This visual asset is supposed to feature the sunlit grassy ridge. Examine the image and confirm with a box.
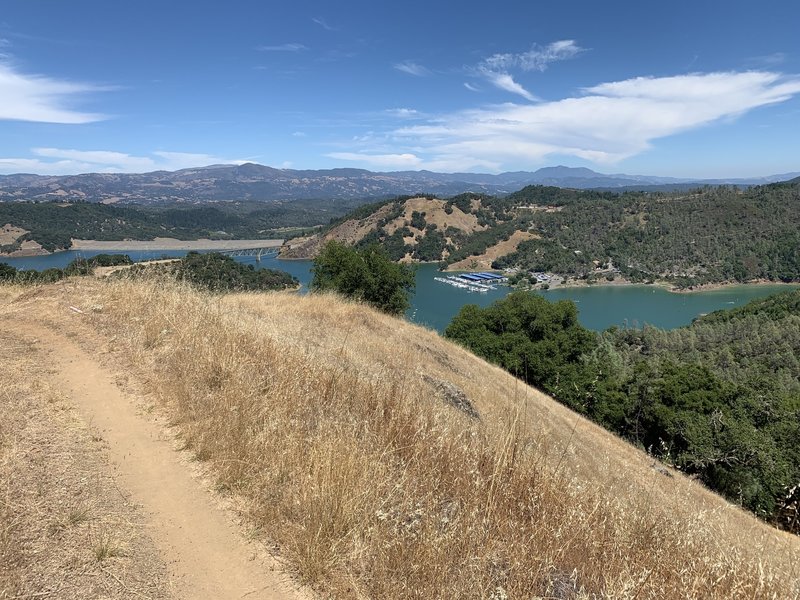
[2,277,799,598]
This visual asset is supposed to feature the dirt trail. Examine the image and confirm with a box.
[15,320,306,600]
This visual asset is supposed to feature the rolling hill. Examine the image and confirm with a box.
[0,276,797,598]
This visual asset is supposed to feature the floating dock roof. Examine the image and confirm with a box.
[459,274,482,281]
[477,272,504,280]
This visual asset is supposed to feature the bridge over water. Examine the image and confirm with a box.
[217,246,281,261]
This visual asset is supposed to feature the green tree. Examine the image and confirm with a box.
[174,252,297,292]
[310,241,415,315]
[0,263,17,281]
[445,291,598,409]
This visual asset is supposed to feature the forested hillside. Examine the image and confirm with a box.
[493,182,800,287]
[0,199,368,253]
[446,290,800,531]
[292,181,800,288]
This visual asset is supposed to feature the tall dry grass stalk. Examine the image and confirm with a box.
[0,425,22,598]
[17,276,800,598]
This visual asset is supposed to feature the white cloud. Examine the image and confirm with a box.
[291,131,307,137]
[327,152,424,169]
[464,82,481,92]
[0,62,108,123]
[312,17,335,31]
[256,43,307,52]
[394,61,431,77]
[342,71,800,171]
[474,40,583,101]
[483,72,538,101]
[386,108,419,118]
[0,158,100,176]
[33,147,156,171]
[152,151,243,170]
[0,148,245,175]
[749,52,787,66]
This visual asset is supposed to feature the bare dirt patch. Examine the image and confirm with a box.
[447,229,539,271]
[71,238,284,251]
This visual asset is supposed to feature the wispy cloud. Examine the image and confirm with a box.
[333,71,800,171]
[256,42,307,52]
[0,148,245,175]
[326,152,423,169]
[474,40,583,101]
[484,72,538,101]
[394,61,431,77]
[316,48,357,63]
[747,52,787,67]
[480,40,584,73]
[312,17,335,31]
[0,62,109,123]
[463,82,481,92]
[385,108,420,118]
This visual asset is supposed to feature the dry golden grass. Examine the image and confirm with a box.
[2,276,799,598]
[447,229,540,271]
[383,197,484,237]
[0,301,170,599]
[0,225,27,246]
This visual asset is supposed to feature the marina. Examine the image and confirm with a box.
[433,271,508,293]
[434,276,489,293]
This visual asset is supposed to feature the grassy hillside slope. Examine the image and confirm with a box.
[1,278,798,598]
[281,193,532,264]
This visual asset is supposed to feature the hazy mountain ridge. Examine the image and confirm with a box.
[1,163,797,204]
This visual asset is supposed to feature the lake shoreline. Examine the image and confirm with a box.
[3,252,796,332]
[69,238,284,251]
[515,275,799,295]
[0,237,285,258]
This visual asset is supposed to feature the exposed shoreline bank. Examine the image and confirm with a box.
[1,237,285,257]
[511,275,799,294]
[70,237,284,251]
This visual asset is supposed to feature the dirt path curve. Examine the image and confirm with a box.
[17,320,307,600]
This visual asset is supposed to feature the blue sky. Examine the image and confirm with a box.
[1,0,799,177]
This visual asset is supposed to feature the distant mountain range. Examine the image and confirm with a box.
[0,163,797,204]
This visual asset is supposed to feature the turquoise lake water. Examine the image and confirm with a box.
[3,251,795,333]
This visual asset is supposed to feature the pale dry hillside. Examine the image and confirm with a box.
[1,277,799,599]
[281,196,486,261]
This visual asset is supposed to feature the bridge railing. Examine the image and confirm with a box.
[216,247,281,261]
